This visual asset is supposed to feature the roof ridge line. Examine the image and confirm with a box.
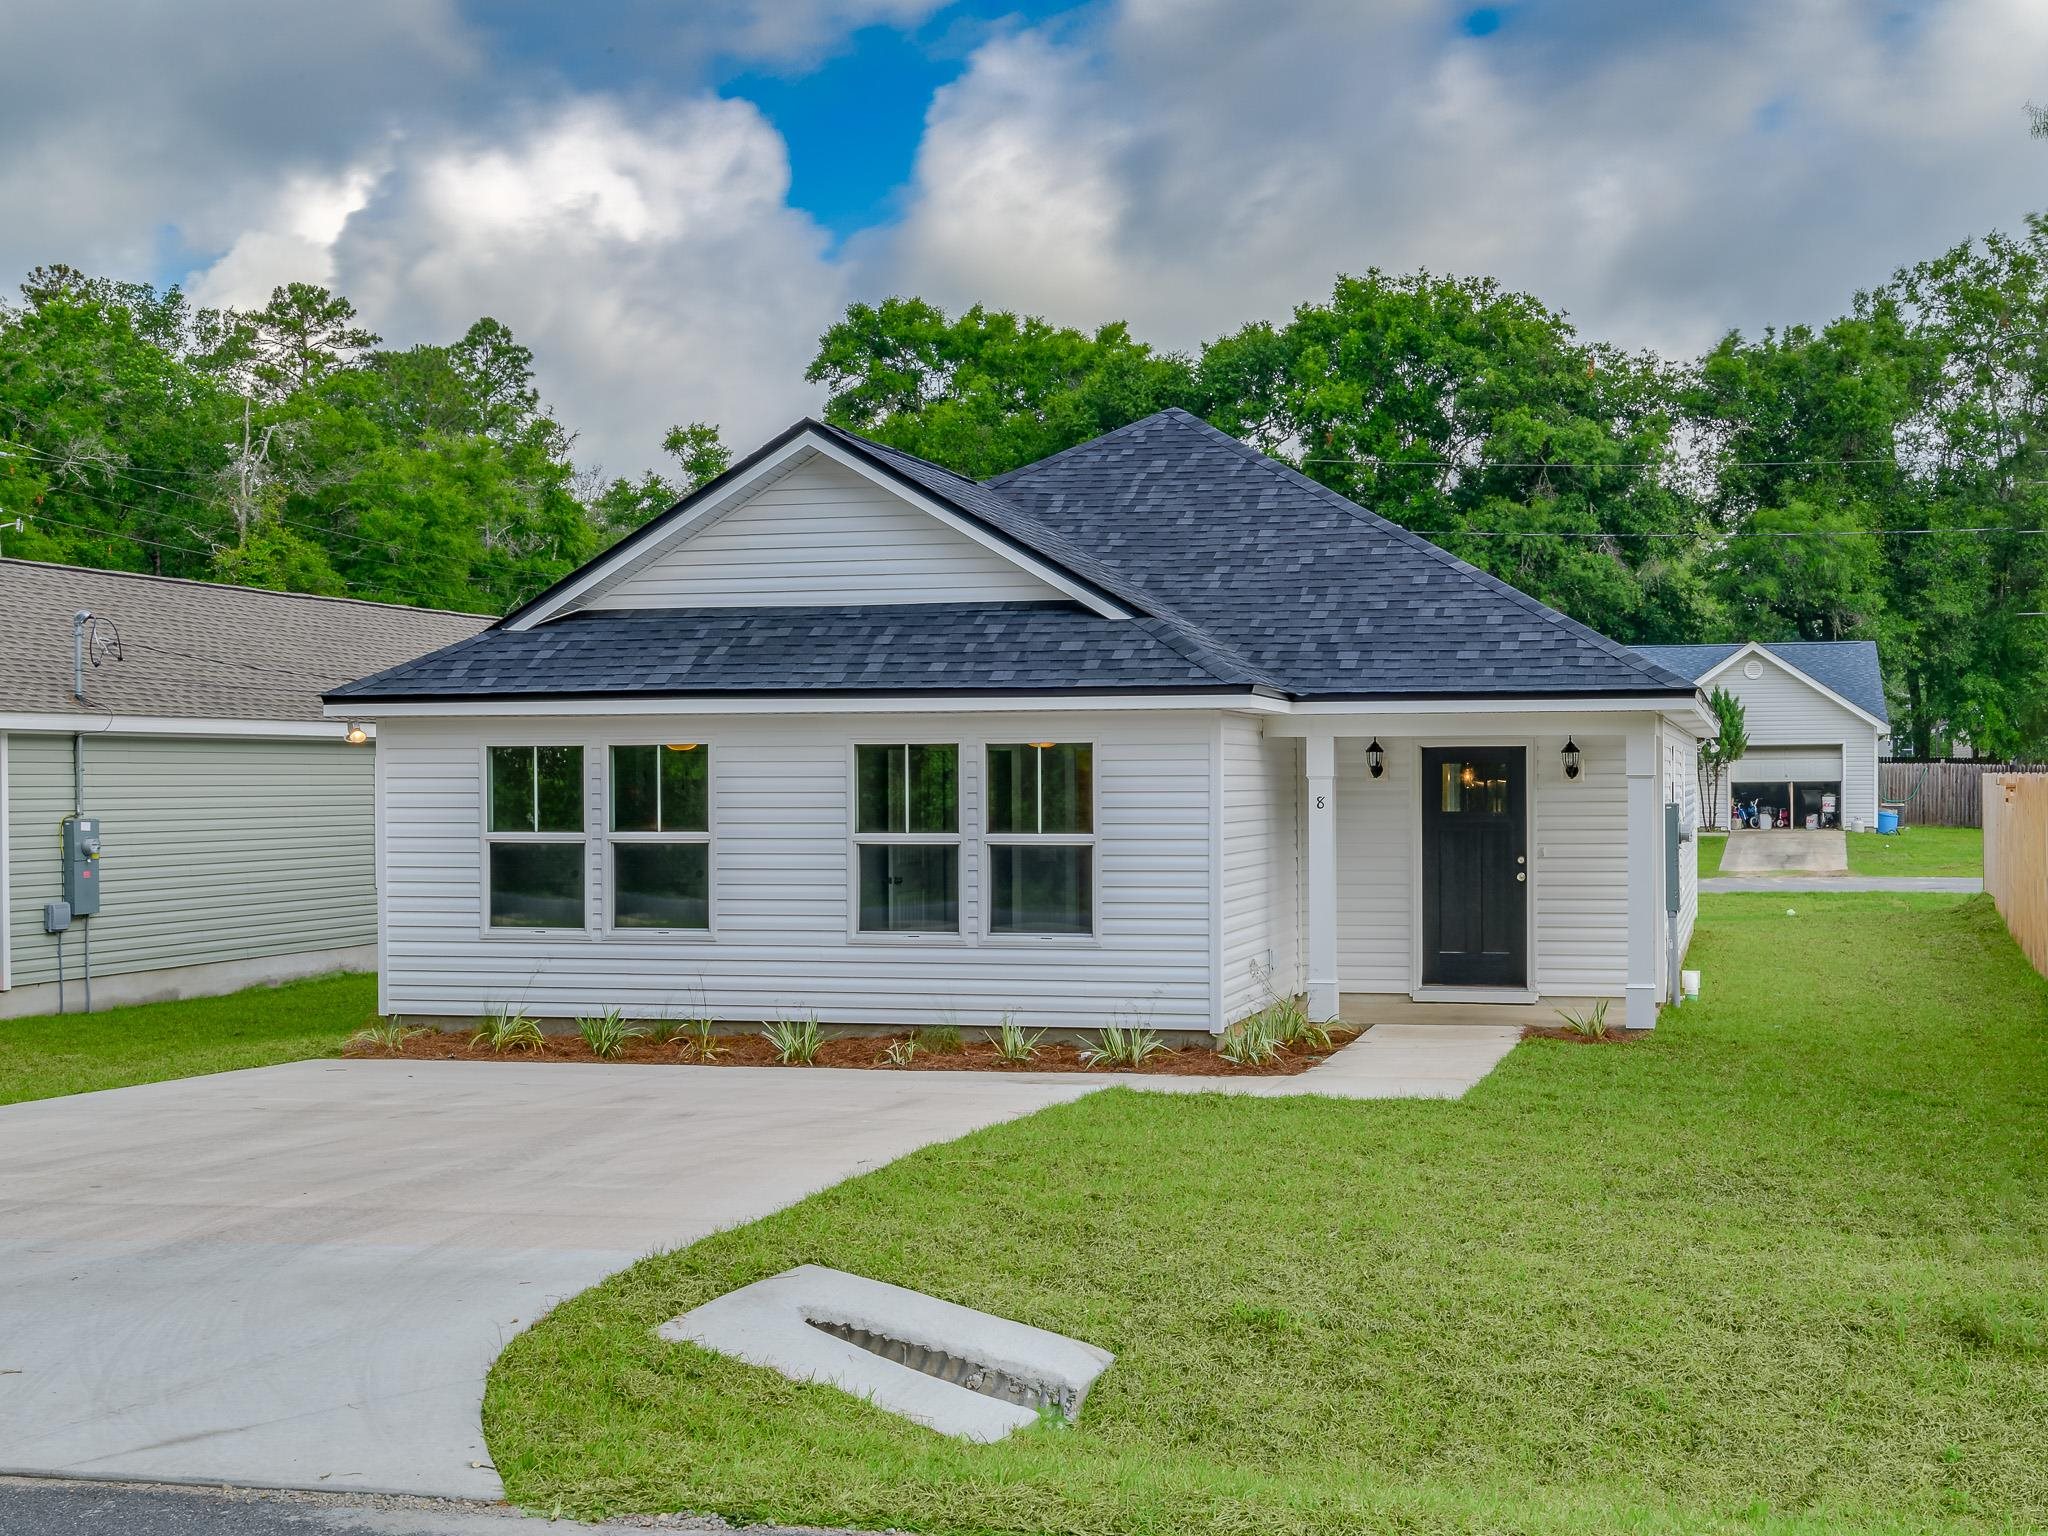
[0,556,491,620]
[1149,412,1695,693]
[984,407,1195,488]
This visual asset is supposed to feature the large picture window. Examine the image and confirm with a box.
[609,743,711,930]
[486,745,585,928]
[986,742,1094,935]
[854,744,959,933]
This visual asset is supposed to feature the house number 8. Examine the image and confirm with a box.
[1315,794,1327,810]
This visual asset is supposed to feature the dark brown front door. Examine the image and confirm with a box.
[1421,747,1527,988]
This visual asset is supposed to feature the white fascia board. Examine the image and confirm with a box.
[1697,642,1888,732]
[509,430,1129,628]
[326,692,1287,719]
[0,712,371,741]
[1269,694,1713,736]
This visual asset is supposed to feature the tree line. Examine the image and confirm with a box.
[6,214,2048,756]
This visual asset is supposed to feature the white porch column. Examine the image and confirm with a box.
[1624,722,1660,1031]
[1304,733,1339,1022]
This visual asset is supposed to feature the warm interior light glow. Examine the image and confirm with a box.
[1460,763,1477,788]
[665,743,699,752]
[1029,741,1056,750]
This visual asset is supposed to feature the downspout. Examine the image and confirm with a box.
[71,610,91,1013]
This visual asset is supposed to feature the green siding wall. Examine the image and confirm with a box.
[5,733,375,988]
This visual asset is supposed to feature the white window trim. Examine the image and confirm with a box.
[847,741,967,943]
[604,741,716,941]
[982,740,1102,945]
[478,743,592,939]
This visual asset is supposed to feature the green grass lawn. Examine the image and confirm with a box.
[0,970,374,1106]
[1697,829,1727,878]
[1848,825,1983,878]
[488,895,2048,1535]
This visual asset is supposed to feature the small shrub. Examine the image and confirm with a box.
[1080,1021,1167,1069]
[682,1017,723,1061]
[910,1024,964,1054]
[881,1036,920,1067]
[349,1018,424,1054]
[473,1003,545,1054]
[1558,999,1611,1039]
[1216,1014,1280,1066]
[993,1014,1045,1063]
[643,1013,687,1048]
[763,1013,824,1065]
[577,1006,647,1059]
[1261,994,1330,1052]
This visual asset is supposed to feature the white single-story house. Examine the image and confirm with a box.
[328,409,1710,1034]
[1632,641,1888,831]
[0,560,488,1017]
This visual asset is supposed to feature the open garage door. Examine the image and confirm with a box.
[1730,745,1843,829]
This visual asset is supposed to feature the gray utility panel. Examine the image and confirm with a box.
[62,816,102,916]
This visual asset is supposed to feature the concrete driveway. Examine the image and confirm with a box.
[0,1061,1100,1500]
[1719,828,1848,874]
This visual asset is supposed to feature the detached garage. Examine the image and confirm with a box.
[1631,641,1888,831]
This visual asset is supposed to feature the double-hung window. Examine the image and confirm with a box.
[853,744,959,934]
[986,742,1094,935]
[486,745,585,928]
[609,744,711,930]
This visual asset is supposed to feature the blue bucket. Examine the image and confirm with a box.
[1876,809,1900,835]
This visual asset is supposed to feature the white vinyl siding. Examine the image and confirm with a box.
[1334,734,1413,994]
[4,733,375,988]
[578,454,1063,611]
[1218,716,1299,1024]
[1704,652,1882,827]
[1663,720,1699,979]
[377,711,1216,1030]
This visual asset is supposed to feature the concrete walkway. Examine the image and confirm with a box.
[0,1028,1520,1502]
[1702,875,1982,893]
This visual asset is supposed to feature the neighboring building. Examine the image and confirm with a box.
[1632,641,1888,831]
[329,409,1709,1034]
[0,560,489,1017]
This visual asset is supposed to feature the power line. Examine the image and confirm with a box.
[1295,455,1906,469]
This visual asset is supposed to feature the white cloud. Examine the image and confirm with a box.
[874,0,2048,358]
[193,95,842,473]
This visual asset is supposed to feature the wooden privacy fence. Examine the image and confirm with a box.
[1985,773,2048,977]
[1878,760,2048,827]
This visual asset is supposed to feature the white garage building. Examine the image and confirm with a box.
[1631,641,1888,831]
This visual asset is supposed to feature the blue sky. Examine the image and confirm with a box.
[3,0,2041,473]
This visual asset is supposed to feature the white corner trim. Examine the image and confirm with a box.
[656,1265,1114,1442]
[1696,643,1887,732]
[510,429,1131,627]
[0,713,371,741]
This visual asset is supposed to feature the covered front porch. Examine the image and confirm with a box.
[1265,700,1708,1034]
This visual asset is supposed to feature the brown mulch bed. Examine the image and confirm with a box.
[1519,1024,1651,1045]
[348,1026,1360,1076]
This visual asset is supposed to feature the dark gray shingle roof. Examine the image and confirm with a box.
[335,410,1702,706]
[1,559,490,722]
[1632,641,1888,723]
[326,603,1278,701]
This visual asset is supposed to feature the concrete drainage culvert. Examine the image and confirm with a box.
[656,1264,1112,1441]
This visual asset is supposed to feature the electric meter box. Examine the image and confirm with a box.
[62,816,102,916]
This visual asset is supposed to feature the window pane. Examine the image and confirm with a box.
[1440,761,1463,814]
[907,744,957,833]
[858,843,958,932]
[614,842,709,929]
[856,744,904,834]
[611,745,658,832]
[990,844,1093,935]
[488,747,534,833]
[489,842,584,928]
[985,744,1035,834]
[660,745,709,832]
[535,746,583,832]
[1040,743,1092,833]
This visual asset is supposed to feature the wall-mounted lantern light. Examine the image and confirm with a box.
[1561,737,1582,781]
[1365,738,1385,779]
[344,721,368,746]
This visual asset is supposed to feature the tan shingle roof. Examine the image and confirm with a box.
[0,559,492,722]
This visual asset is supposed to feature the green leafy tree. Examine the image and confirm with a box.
[244,282,379,400]
[807,298,1199,477]
[588,420,731,538]
[1696,687,1749,829]
[1200,270,1717,642]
